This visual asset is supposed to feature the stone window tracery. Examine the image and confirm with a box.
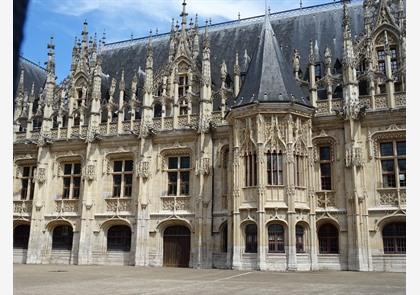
[61,163,81,199]
[245,223,257,253]
[379,140,405,188]
[268,224,285,253]
[112,160,133,197]
[167,156,190,196]
[20,165,36,200]
[382,222,405,254]
[266,150,283,186]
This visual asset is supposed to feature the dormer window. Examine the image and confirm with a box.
[178,75,188,97]
[179,99,188,115]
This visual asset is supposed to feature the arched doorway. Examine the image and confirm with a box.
[163,225,190,267]
[14,224,30,249]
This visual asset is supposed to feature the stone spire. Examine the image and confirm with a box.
[342,0,357,88]
[144,30,154,108]
[233,4,307,107]
[42,36,56,132]
[234,51,241,96]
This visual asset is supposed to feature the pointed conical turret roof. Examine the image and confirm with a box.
[233,7,309,108]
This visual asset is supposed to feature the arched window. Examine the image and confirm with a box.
[52,225,73,250]
[123,106,131,121]
[268,224,285,253]
[383,222,405,254]
[245,224,257,253]
[107,225,131,252]
[266,150,283,185]
[101,108,108,123]
[296,225,305,253]
[154,103,162,118]
[179,99,188,115]
[244,152,257,187]
[32,117,42,131]
[14,224,30,249]
[73,115,80,127]
[318,223,338,254]
[221,223,228,253]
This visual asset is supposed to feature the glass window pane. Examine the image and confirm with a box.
[114,161,123,172]
[124,174,132,185]
[64,164,72,175]
[380,143,394,156]
[124,160,133,172]
[73,177,80,187]
[113,175,121,185]
[381,160,394,172]
[168,157,178,169]
[23,167,30,177]
[73,163,81,174]
[180,157,190,169]
[398,159,406,172]
[320,163,331,176]
[397,142,406,156]
[320,146,331,161]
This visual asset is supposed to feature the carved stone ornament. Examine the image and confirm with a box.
[198,115,212,134]
[84,162,96,181]
[195,157,210,176]
[368,125,405,159]
[139,160,151,179]
[345,144,364,167]
[35,167,46,184]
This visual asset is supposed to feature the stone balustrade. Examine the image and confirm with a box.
[55,199,79,213]
[316,191,336,208]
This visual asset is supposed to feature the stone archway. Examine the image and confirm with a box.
[163,225,191,267]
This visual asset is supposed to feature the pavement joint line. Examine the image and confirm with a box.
[213,271,254,281]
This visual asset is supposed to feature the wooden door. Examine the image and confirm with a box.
[163,226,190,267]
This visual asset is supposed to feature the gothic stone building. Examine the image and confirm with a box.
[13,0,406,272]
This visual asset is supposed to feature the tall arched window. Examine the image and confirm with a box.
[296,225,305,253]
[52,225,73,250]
[318,223,338,254]
[14,224,30,249]
[383,222,405,254]
[221,223,228,253]
[107,225,131,252]
[266,150,283,185]
[245,224,257,253]
[154,103,162,118]
[268,224,285,253]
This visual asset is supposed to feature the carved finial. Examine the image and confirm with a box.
[195,13,198,28]
[293,49,300,75]
[238,12,241,20]
[204,19,210,48]
[220,60,227,81]
[47,36,55,74]
[102,29,106,45]
[309,40,314,65]
[180,0,188,25]
[324,46,332,71]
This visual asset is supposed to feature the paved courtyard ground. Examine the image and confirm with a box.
[14,264,405,295]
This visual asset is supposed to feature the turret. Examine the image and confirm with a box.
[233,52,240,97]
[42,36,56,133]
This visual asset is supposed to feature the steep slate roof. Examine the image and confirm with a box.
[99,1,364,106]
[233,9,308,108]
[17,56,48,94]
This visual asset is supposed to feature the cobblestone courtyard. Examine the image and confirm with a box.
[14,264,405,295]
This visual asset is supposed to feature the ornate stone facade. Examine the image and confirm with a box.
[13,1,405,272]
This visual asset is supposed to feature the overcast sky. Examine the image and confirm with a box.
[21,0,342,82]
